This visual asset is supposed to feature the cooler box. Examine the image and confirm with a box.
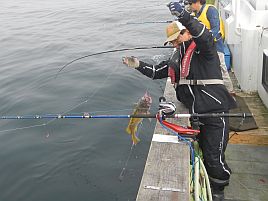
[224,43,231,71]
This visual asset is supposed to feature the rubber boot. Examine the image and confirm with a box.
[212,187,225,201]
[212,192,224,201]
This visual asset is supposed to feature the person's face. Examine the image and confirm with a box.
[169,38,180,48]
[169,30,191,48]
[190,2,199,12]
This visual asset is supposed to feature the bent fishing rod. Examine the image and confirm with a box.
[124,20,173,25]
[56,45,173,78]
[0,112,253,120]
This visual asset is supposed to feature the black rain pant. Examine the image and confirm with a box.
[197,115,231,192]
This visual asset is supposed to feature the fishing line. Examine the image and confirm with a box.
[123,20,172,25]
[54,46,172,127]
[118,87,157,181]
[0,64,121,133]
[46,60,125,129]
[0,69,160,133]
[118,143,135,182]
[0,75,149,133]
[55,46,173,78]
[118,122,144,182]
[1,46,170,133]
[0,123,46,134]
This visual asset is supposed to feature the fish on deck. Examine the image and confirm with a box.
[126,91,152,144]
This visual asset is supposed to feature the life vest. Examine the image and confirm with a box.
[168,41,224,86]
[197,4,225,40]
[168,41,196,84]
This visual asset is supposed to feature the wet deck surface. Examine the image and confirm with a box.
[225,72,268,200]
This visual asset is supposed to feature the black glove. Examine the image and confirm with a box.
[168,1,185,19]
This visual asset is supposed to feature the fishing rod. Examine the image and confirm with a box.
[56,46,173,78]
[124,20,173,25]
[0,112,253,120]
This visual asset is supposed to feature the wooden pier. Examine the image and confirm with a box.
[136,78,191,201]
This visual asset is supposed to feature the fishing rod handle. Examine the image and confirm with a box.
[172,113,253,118]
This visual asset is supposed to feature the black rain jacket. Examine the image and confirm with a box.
[136,11,237,113]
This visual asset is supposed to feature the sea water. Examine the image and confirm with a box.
[0,1,172,200]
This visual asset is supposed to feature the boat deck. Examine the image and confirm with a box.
[225,72,268,200]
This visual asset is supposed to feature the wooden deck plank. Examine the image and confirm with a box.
[229,72,268,145]
[229,132,268,146]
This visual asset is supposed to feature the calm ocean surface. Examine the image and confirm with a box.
[0,1,172,200]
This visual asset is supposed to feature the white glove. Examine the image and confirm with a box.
[122,56,140,68]
[159,101,176,115]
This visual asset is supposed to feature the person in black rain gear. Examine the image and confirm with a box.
[122,2,236,200]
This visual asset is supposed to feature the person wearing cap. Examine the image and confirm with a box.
[188,0,234,93]
[123,1,236,200]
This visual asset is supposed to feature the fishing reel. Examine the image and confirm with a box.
[158,97,176,117]
[190,115,201,131]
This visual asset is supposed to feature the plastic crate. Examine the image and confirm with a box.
[224,43,231,71]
